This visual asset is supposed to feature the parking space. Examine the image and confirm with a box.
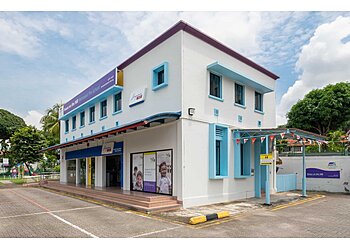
[0,187,349,238]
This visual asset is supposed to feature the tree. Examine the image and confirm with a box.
[40,103,62,144]
[0,109,26,140]
[287,82,350,135]
[9,126,47,176]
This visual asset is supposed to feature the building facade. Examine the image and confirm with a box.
[55,21,279,208]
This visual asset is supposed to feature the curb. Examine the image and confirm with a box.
[189,211,230,225]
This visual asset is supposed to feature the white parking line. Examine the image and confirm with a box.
[0,205,101,220]
[9,189,99,238]
[131,225,183,238]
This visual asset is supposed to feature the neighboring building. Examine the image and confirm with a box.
[51,21,279,208]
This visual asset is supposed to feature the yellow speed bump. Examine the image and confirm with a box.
[189,211,230,225]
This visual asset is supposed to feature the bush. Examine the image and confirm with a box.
[53,165,60,173]
[11,179,26,185]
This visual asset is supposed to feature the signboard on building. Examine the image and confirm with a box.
[129,87,146,107]
[306,168,340,179]
[260,153,273,165]
[101,142,114,155]
[63,69,116,115]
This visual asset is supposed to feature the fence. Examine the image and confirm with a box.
[276,174,297,192]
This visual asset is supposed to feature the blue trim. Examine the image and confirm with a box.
[209,123,229,179]
[100,99,107,119]
[71,128,76,132]
[89,105,95,124]
[112,110,122,116]
[214,108,219,117]
[255,91,264,113]
[254,139,262,198]
[254,110,264,115]
[207,62,273,94]
[65,131,69,135]
[113,92,122,113]
[99,116,108,121]
[234,103,246,109]
[152,62,169,91]
[80,111,85,127]
[208,95,224,102]
[88,121,95,125]
[233,131,252,179]
[60,85,123,121]
[238,115,243,123]
[79,125,85,129]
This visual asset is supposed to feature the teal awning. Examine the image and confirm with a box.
[207,62,273,94]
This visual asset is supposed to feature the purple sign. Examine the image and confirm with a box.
[143,181,156,192]
[306,168,340,179]
[63,69,116,115]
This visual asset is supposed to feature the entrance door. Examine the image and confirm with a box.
[67,160,76,184]
[79,158,86,186]
[106,155,121,187]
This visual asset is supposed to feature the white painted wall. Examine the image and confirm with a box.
[279,156,350,193]
[181,32,276,129]
[60,32,182,144]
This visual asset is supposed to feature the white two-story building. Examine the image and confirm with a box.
[51,20,279,208]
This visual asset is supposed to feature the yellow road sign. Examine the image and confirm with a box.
[260,153,273,165]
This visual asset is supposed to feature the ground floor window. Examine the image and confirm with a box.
[130,149,173,195]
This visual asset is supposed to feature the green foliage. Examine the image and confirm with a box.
[0,109,26,140]
[40,103,62,145]
[10,179,26,185]
[287,82,350,135]
[53,165,60,172]
[9,126,47,175]
[327,130,347,152]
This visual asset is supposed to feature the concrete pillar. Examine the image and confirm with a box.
[95,156,106,189]
[60,159,67,184]
[86,158,89,187]
[75,159,80,186]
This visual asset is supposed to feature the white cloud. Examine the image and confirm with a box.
[23,110,43,129]
[277,16,350,125]
[0,13,71,58]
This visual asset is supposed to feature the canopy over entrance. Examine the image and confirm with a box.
[233,127,326,205]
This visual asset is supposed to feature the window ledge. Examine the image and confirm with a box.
[64,131,69,134]
[209,175,229,180]
[71,128,76,132]
[79,125,85,129]
[208,95,224,102]
[254,109,264,115]
[152,82,168,91]
[99,116,108,121]
[234,175,252,179]
[234,103,246,109]
[89,121,95,125]
[112,110,122,116]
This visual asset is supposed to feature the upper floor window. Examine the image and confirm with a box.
[100,100,107,119]
[80,111,85,127]
[209,72,222,100]
[65,120,69,133]
[72,116,76,130]
[255,92,263,112]
[114,92,122,113]
[89,106,95,123]
[235,83,245,106]
[152,62,168,91]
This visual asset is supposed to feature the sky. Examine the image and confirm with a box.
[1,9,350,128]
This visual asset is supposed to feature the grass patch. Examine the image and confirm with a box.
[10,179,27,185]
[0,182,3,186]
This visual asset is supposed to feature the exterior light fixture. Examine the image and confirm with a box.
[188,108,195,116]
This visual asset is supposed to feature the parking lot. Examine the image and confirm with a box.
[0,187,349,238]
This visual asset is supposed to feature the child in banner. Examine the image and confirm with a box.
[134,171,143,191]
[157,162,171,194]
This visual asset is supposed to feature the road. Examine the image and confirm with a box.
[0,187,349,238]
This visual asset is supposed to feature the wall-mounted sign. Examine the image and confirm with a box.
[130,149,173,195]
[129,87,146,107]
[3,158,9,167]
[260,153,273,165]
[306,168,340,179]
[63,69,116,115]
[101,142,114,155]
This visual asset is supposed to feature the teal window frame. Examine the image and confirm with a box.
[209,72,223,101]
[255,91,263,112]
[152,62,168,91]
[209,124,229,179]
[80,111,85,127]
[235,82,245,106]
[89,106,95,124]
[100,99,107,119]
[233,131,252,178]
[65,120,69,133]
[113,92,122,114]
[72,116,76,131]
